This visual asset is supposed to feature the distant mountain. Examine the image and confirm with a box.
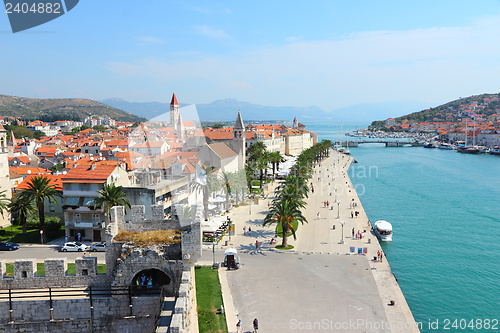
[101,98,327,122]
[0,95,146,123]
[100,98,189,120]
[101,97,429,123]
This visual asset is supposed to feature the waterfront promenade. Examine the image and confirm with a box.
[197,150,420,333]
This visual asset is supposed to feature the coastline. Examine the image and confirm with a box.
[197,149,421,333]
[286,149,421,332]
[342,153,421,333]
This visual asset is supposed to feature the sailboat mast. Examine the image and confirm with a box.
[465,119,468,146]
[473,117,476,147]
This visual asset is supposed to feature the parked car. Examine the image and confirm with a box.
[0,241,19,251]
[61,242,87,252]
[90,243,105,252]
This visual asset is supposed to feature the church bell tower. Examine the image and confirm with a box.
[233,111,246,170]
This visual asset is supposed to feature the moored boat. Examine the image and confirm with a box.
[458,146,480,154]
[374,220,392,241]
[423,142,437,148]
[490,146,500,155]
[438,143,455,150]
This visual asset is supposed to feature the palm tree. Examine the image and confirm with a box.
[275,173,309,202]
[0,190,9,217]
[9,196,36,235]
[269,151,284,179]
[245,160,257,197]
[17,176,62,243]
[263,198,307,247]
[247,141,266,160]
[190,165,220,221]
[256,155,269,190]
[219,171,233,212]
[234,168,248,203]
[94,183,131,218]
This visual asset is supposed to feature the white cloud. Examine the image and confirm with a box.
[108,14,500,110]
[194,25,230,39]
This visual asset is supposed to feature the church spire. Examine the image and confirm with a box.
[234,110,244,129]
[170,92,179,107]
[8,130,16,146]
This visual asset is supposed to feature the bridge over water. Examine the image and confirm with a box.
[335,140,423,147]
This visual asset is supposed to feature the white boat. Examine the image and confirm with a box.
[374,220,393,241]
[438,143,455,150]
[490,146,500,155]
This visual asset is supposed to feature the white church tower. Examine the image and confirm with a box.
[233,111,246,170]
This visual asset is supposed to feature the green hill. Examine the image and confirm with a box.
[371,92,500,127]
[395,93,500,123]
[0,95,146,123]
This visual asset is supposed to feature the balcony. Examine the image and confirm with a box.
[67,221,101,229]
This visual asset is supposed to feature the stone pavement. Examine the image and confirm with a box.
[197,150,420,333]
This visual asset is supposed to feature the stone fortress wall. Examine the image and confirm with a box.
[0,204,202,333]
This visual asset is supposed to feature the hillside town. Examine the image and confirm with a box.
[0,93,318,240]
[371,97,500,147]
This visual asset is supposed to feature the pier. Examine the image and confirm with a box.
[336,140,424,147]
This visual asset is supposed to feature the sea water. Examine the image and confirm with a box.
[307,123,500,332]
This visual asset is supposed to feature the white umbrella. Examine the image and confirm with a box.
[210,195,226,203]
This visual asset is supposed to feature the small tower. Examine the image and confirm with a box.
[176,111,184,142]
[8,130,16,147]
[170,93,180,131]
[233,111,246,170]
[292,116,298,130]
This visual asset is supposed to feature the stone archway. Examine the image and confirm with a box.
[132,268,172,288]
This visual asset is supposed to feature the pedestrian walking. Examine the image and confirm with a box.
[317,212,320,219]
[255,240,259,251]
[327,200,329,207]
[243,226,247,236]
[380,251,384,262]
[65,236,68,243]
[377,250,381,261]
[236,319,243,333]
[352,228,355,238]
[248,227,252,235]
[253,318,259,332]
[351,211,354,218]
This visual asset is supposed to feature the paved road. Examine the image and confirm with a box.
[0,244,106,263]
[226,250,390,333]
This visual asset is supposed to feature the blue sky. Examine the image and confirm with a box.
[2,0,500,112]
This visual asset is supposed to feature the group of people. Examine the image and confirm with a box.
[270,233,278,245]
[377,250,384,262]
[242,226,252,236]
[351,210,360,218]
[136,274,153,287]
[323,200,330,208]
[236,318,258,333]
[352,228,364,240]
[349,199,358,209]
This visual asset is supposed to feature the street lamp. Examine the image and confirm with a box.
[339,220,346,244]
[212,241,217,269]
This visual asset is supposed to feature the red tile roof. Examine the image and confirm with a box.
[62,164,117,183]
[17,174,63,191]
